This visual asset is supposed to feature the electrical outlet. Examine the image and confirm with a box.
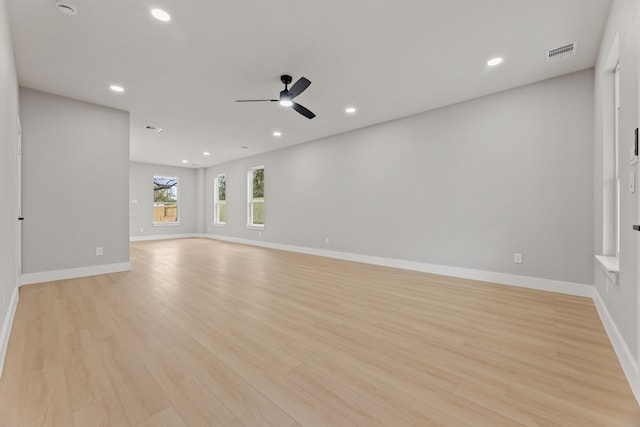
[325,237,330,244]
[258,231,262,237]
[513,253,523,264]
[96,247,103,256]
[140,227,144,233]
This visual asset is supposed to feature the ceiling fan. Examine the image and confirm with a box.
[236,75,316,119]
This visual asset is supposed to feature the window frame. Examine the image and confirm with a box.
[214,173,227,226]
[153,175,180,226]
[247,166,264,229]
[613,62,621,257]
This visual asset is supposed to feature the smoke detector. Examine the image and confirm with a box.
[545,42,576,61]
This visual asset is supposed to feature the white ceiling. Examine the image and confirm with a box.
[8,0,612,168]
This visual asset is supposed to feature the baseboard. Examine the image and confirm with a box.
[0,285,19,379]
[130,233,201,242]
[204,234,593,298]
[20,262,132,286]
[593,289,640,404]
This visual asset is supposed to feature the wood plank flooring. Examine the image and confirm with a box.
[0,238,638,426]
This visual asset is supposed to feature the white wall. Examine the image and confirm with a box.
[20,88,130,275]
[594,0,640,374]
[206,69,594,286]
[129,162,199,239]
[0,0,19,376]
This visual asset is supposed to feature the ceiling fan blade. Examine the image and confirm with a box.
[291,102,316,119]
[235,99,278,102]
[288,77,311,99]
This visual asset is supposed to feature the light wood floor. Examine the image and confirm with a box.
[0,238,639,426]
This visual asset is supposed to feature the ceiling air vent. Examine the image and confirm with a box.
[546,42,576,61]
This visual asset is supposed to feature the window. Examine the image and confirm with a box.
[214,173,226,225]
[153,176,179,224]
[601,36,620,260]
[596,37,620,283]
[247,166,264,228]
[613,63,620,256]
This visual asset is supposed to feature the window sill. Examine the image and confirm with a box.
[153,222,181,227]
[595,255,619,285]
[213,223,226,227]
[247,225,264,230]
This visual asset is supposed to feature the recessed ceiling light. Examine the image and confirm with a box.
[345,107,356,114]
[181,160,188,163]
[144,125,163,132]
[203,152,210,156]
[109,85,124,93]
[487,57,503,67]
[55,1,77,15]
[151,8,171,22]
[273,131,282,137]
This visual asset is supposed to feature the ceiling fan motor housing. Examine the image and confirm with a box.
[280,74,293,85]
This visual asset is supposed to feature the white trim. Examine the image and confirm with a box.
[204,234,593,297]
[593,288,640,404]
[595,255,620,273]
[20,262,131,286]
[595,255,620,285]
[130,233,201,242]
[0,286,19,379]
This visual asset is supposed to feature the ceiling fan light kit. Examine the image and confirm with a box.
[236,74,316,119]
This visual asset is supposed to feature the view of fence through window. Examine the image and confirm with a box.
[153,176,178,223]
[250,167,264,226]
[215,174,226,224]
